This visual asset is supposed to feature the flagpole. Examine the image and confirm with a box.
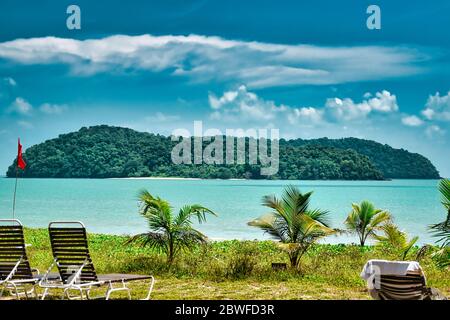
[13,138,26,220]
[12,166,18,220]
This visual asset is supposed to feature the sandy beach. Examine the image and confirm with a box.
[109,177,247,181]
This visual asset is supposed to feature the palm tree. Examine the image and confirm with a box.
[375,223,418,260]
[126,190,217,264]
[429,179,450,267]
[430,179,450,247]
[344,200,391,246]
[248,185,335,269]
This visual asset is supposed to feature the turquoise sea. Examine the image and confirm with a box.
[0,178,444,245]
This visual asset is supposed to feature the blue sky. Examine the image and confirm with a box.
[0,0,449,176]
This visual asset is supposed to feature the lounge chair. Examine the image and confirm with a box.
[360,259,447,300]
[0,219,41,299]
[39,221,155,300]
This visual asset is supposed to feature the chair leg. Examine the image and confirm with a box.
[85,287,92,300]
[31,286,39,300]
[64,287,84,300]
[23,286,29,300]
[41,288,49,300]
[11,283,20,300]
[105,281,131,300]
[143,276,155,300]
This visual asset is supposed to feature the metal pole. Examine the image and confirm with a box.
[12,167,18,219]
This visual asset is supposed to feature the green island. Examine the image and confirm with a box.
[7,125,440,180]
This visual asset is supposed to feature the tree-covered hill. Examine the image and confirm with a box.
[6,125,440,180]
[282,137,441,179]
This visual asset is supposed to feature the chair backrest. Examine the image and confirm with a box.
[0,219,33,281]
[377,273,428,300]
[48,221,98,284]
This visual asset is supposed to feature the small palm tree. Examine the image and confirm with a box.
[429,179,450,267]
[430,179,450,247]
[248,185,335,269]
[126,190,217,264]
[375,223,418,260]
[344,200,391,246]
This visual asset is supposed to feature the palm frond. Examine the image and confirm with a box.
[305,209,331,227]
[431,247,450,268]
[176,205,217,226]
[344,209,359,230]
[376,223,419,260]
[402,236,419,260]
[368,210,391,229]
[262,194,291,225]
[429,179,450,247]
[438,179,450,210]
[125,232,168,254]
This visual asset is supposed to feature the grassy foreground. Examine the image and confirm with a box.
[22,228,450,300]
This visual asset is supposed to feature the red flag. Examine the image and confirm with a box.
[17,138,26,170]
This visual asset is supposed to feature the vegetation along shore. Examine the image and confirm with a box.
[20,229,449,299]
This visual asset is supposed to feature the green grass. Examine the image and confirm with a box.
[19,228,450,300]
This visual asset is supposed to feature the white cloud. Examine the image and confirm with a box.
[208,89,240,110]
[401,115,424,127]
[325,90,398,121]
[208,87,402,127]
[422,91,450,121]
[39,103,68,114]
[9,97,32,115]
[0,34,427,88]
[209,85,286,121]
[208,85,325,126]
[288,107,324,125]
[425,124,445,138]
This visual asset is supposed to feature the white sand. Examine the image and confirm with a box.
[109,177,247,181]
[109,177,202,180]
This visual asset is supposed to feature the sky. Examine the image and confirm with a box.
[0,0,449,176]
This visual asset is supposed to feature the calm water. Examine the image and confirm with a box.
[0,178,444,245]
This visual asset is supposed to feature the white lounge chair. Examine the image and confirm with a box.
[360,259,446,300]
[39,221,155,300]
[0,219,41,299]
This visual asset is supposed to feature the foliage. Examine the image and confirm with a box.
[282,137,440,179]
[22,228,450,299]
[248,185,335,269]
[6,125,440,179]
[224,242,258,279]
[344,201,391,246]
[429,179,450,267]
[125,190,217,264]
[430,179,450,247]
[375,223,419,260]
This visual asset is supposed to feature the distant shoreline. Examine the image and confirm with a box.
[1,176,444,181]
[108,177,246,181]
